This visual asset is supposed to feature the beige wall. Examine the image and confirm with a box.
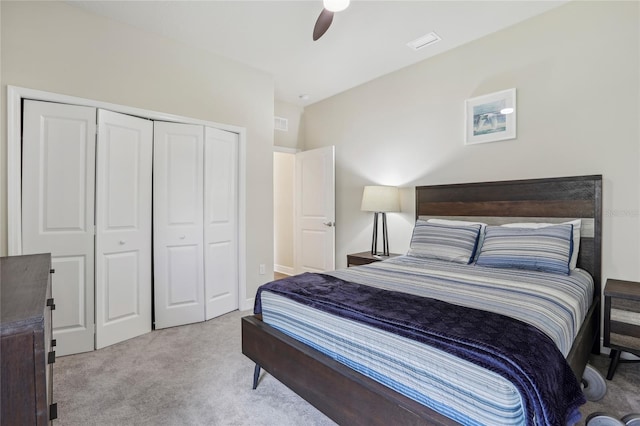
[303,0,640,288]
[273,100,302,274]
[274,100,304,150]
[1,1,275,301]
[273,152,295,273]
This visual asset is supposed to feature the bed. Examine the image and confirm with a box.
[242,175,602,425]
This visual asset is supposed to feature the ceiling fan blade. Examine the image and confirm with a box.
[313,8,334,41]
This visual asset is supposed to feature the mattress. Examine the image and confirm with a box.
[258,256,593,426]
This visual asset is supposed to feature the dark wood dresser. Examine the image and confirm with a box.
[1,253,57,425]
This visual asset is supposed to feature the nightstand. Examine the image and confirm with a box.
[347,251,401,267]
[603,278,640,380]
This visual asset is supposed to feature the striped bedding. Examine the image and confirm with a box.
[259,255,593,426]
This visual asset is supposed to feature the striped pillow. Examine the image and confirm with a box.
[475,224,574,275]
[407,220,482,264]
[501,219,581,270]
[427,218,488,262]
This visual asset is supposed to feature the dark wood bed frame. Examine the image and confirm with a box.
[242,175,603,426]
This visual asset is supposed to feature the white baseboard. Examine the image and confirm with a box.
[274,264,294,276]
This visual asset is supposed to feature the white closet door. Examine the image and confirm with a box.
[204,127,239,320]
[95,110,153,348]
[154,121,205,329]
[22,100,96,356]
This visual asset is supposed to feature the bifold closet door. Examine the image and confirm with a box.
[153,121,205,329]
[22,100,97,356]
[95,110,153,349]
[204,127,239,320]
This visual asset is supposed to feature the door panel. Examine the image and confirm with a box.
[154,121,205,329]
[95,110,153,349]
[49,256,88,329]
[294,146,336,274]
[103,251,139,320]
[300,230,328,271]
[204,127,239,320]
[22,100,96,356]
[168,139,201,224]
[167,245,201,305]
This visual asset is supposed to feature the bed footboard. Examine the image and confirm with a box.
[241,315,458,426]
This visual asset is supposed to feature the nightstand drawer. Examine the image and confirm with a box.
[609,299,640,350]
[609,330,640,352]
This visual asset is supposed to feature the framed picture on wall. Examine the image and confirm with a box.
[465,88,516,145]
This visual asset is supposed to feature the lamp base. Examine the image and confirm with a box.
[370,212,390,257]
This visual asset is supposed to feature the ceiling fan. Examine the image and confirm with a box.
[313,0,351,41]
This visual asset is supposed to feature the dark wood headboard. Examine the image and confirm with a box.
[415,175,603,297]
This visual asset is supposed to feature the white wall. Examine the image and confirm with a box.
[303,0,640,289]
[0,1,275,300]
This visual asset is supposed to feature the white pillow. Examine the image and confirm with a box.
[501,219,581,270]
[427,219,488,261]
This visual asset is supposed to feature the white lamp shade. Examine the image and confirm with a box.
[361,186,400,212]
[323,0,350,12]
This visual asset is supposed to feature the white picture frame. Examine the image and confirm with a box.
[465,88,516,145]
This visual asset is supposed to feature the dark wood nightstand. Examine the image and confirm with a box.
[603,278,640,380]
[347,251,401,267]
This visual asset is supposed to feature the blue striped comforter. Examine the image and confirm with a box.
[258,256,593,425]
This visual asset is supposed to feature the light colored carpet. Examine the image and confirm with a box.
[55,310,334,426]
[54,309,639,425]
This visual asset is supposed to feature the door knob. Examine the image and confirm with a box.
[323,222,335,227]
[119,240,126,245]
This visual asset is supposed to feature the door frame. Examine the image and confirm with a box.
[7,85,251,310]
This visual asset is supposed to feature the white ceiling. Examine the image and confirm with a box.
[68,1,567,106]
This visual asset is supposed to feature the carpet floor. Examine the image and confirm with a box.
[55,309,639,425]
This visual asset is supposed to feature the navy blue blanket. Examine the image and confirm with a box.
[255,272,585,426]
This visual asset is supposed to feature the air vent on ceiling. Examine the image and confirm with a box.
[407,31,441,51]
[274,116,288,132]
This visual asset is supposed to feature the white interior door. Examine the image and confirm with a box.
[294,146,336,274]
[95,110,153,348]
[204,127,239,320]
[153,121,205,329]
[22,100,96,356]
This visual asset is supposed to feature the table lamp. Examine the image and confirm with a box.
[361,185,400,256]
